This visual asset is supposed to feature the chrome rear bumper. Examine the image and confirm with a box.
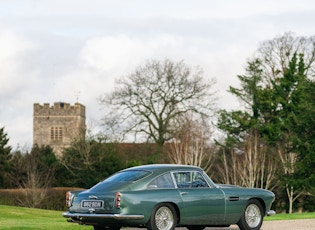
[62,212,144,220]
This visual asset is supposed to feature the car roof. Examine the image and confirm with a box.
[123,164,203,173]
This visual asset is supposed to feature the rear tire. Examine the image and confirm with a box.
[187,226,205,230]
[93,225,121,230]
[147,203,177,230]
[237,199,264,230]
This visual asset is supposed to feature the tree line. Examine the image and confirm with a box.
[0,32,314,213]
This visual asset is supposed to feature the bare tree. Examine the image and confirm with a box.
[215,131,277,190]
[255,32,315,85]
[9,146,55,208]
[167,115,216,172]
[277,147,303,214]
[239,130,277,190]
[16,154,53,208]
[100,59,216,146]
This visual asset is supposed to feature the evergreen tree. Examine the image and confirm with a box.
[258,53,314,213]
[61,135,123,188]
[0,127,12,188]
[217,60,278,189]
[217,32,315,212]
[9,145,59,188]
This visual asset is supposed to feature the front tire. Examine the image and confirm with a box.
[237,199,264,230]
[147,203,177,230]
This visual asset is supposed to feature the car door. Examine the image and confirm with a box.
[173,171,226,225]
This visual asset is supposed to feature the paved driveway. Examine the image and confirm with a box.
[125,219,315,230]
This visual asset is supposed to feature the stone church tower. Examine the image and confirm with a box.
[33,102,86,157]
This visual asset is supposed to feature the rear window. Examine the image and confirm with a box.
[89,170,151,192]
[105,170,151,183]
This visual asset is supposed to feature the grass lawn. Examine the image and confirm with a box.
[265,211,315,221]
[0,205,314,229]
[0,205,91,230]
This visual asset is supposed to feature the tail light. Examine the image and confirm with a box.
[66,191,73,208]
[115,192,121,208]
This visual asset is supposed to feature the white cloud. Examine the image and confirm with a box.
[78,35,147,75]
[0,27,41,149]
[49,35,205,123]
[0,28,39,97]
[1,0,315,149]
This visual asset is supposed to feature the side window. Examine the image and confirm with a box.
[191,172,209,188]
[148,173,175,189]
[174,172,191,188]
[174,171,209,188]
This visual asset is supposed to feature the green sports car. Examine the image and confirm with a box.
[62,164,275,230]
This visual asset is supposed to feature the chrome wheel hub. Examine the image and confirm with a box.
[245,203,262,228]
[155,206,174,230]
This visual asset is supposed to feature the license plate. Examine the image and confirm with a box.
[81,200,104,209]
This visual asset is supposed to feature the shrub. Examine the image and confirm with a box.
[0,187,83,210]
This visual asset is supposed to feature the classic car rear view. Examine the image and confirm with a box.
[63,164,275,230]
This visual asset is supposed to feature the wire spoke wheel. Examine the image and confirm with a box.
[245,204,262,228]
[148,203,177,230]
[155,206,174,229]
[237,199,264,230]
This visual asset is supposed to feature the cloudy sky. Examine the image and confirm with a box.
[1,0,315,150]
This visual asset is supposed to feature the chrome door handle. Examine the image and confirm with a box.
[229,196,239,201]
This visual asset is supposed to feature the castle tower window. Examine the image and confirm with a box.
[51,126,63,141]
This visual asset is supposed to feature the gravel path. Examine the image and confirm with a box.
[260,219,315,230]
[124,219,315,230]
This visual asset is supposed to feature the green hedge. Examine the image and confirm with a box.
[0,187,83,211]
